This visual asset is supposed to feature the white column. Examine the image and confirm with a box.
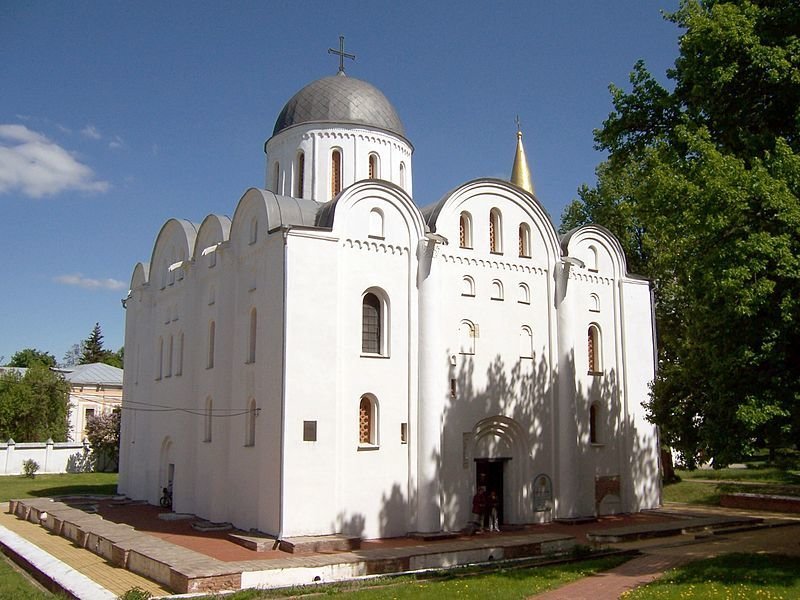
[416,238,444,532]
[555,262,581,518]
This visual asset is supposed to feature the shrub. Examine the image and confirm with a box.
[22,459,39,478]
[118,586,152,600]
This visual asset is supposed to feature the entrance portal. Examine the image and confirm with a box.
[475,459,506,526]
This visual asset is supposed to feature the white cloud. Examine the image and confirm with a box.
[108,135,124,149]
[81,124,102,139]
[0,124,110,198]
[54,274,127,291]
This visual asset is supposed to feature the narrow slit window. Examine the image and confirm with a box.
[207,321,215,369]
[368,153,379,179]
[588,324,601,374]
[248,308,257,363]
[519,223,531,258]
[361,292,382,354]
[331,149,342,198]
[459,212,473,249]
[359,395,377,446]
[296,152,305,197]
[490,209,502,253]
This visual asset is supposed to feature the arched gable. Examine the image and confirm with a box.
[130,262,149,290]
[194,214,232,258]
[149,218,199,289]
[560,225,632,280]
[230,188,319,251]
[316,179,425,248]
[423,179,561,266]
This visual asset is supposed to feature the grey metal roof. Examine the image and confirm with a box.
[61,363,123,387]
[272,74,405,137]
[241,188,322,231]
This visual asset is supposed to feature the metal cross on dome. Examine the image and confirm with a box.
[328,35,356,74]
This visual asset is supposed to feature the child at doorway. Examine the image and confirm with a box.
[488,490,499,532]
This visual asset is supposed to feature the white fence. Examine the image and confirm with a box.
[0,438,94,475]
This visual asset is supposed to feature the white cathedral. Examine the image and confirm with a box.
[119,54,661,540]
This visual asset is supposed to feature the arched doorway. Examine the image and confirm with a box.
[470,416,530,525]
[159,436,174,507]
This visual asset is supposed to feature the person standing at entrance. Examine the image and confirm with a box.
[471,486,487,533]
[488,490,499,532]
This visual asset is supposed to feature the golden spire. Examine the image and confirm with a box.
[511,117,535,195]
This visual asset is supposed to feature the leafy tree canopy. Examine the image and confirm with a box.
[8,348,56,368]
[0,365,70,442]
[562,0,800,466]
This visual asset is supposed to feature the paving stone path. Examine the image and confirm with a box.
[529,554,688,600]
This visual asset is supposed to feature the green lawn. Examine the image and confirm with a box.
[677,467,800,484]
[664,464,800,505]
[0,552,57,600]
[622,553,800,599]
[0,473,118,503]
[190,556,629,599]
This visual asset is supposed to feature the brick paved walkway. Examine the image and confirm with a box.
[0,508,170,598]
[530,554,688,599]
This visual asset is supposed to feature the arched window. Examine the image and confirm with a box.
[166,335,173,377]
[331,149,342,198]
[491,279,504,300]
[361,292,384,355]
[399,162,406,189]
[295,152,305,197]
[208,286,216,306]
[588,245,599,272]
[589,293,600,312]
[157,337,163,380]
[461,275,475,297]
[272,161,280,194]
[369,208,384,238]
[368,153,379,179]
[245,399,257,446]
[459,212,473,249]
[519,326,533,359]
[590,403,599,444]
[204,397,213,443]
[459,320,476,355]
[176,332,184,376]
[518,283,530,304]
[249,217,258,245]
[248,308,257,363]
[588,324,601,374]
[359,395,378,446]
[519,223,531,258]
[207,321,215,369]
[490,209,502,253]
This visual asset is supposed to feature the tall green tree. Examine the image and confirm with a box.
[79,323,123,368]
[0,365,70,442]
[8,348,57,368]
[562,0,800,466]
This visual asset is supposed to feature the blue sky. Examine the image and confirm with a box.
[0,0,680,364]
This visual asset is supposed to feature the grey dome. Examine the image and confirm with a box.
[272,74,405,137]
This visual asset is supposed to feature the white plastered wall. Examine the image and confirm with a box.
[425,181,562,531]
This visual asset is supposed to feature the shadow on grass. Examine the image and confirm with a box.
[28,484,118,498]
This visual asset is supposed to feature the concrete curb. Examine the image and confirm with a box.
[0,524,116,600]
